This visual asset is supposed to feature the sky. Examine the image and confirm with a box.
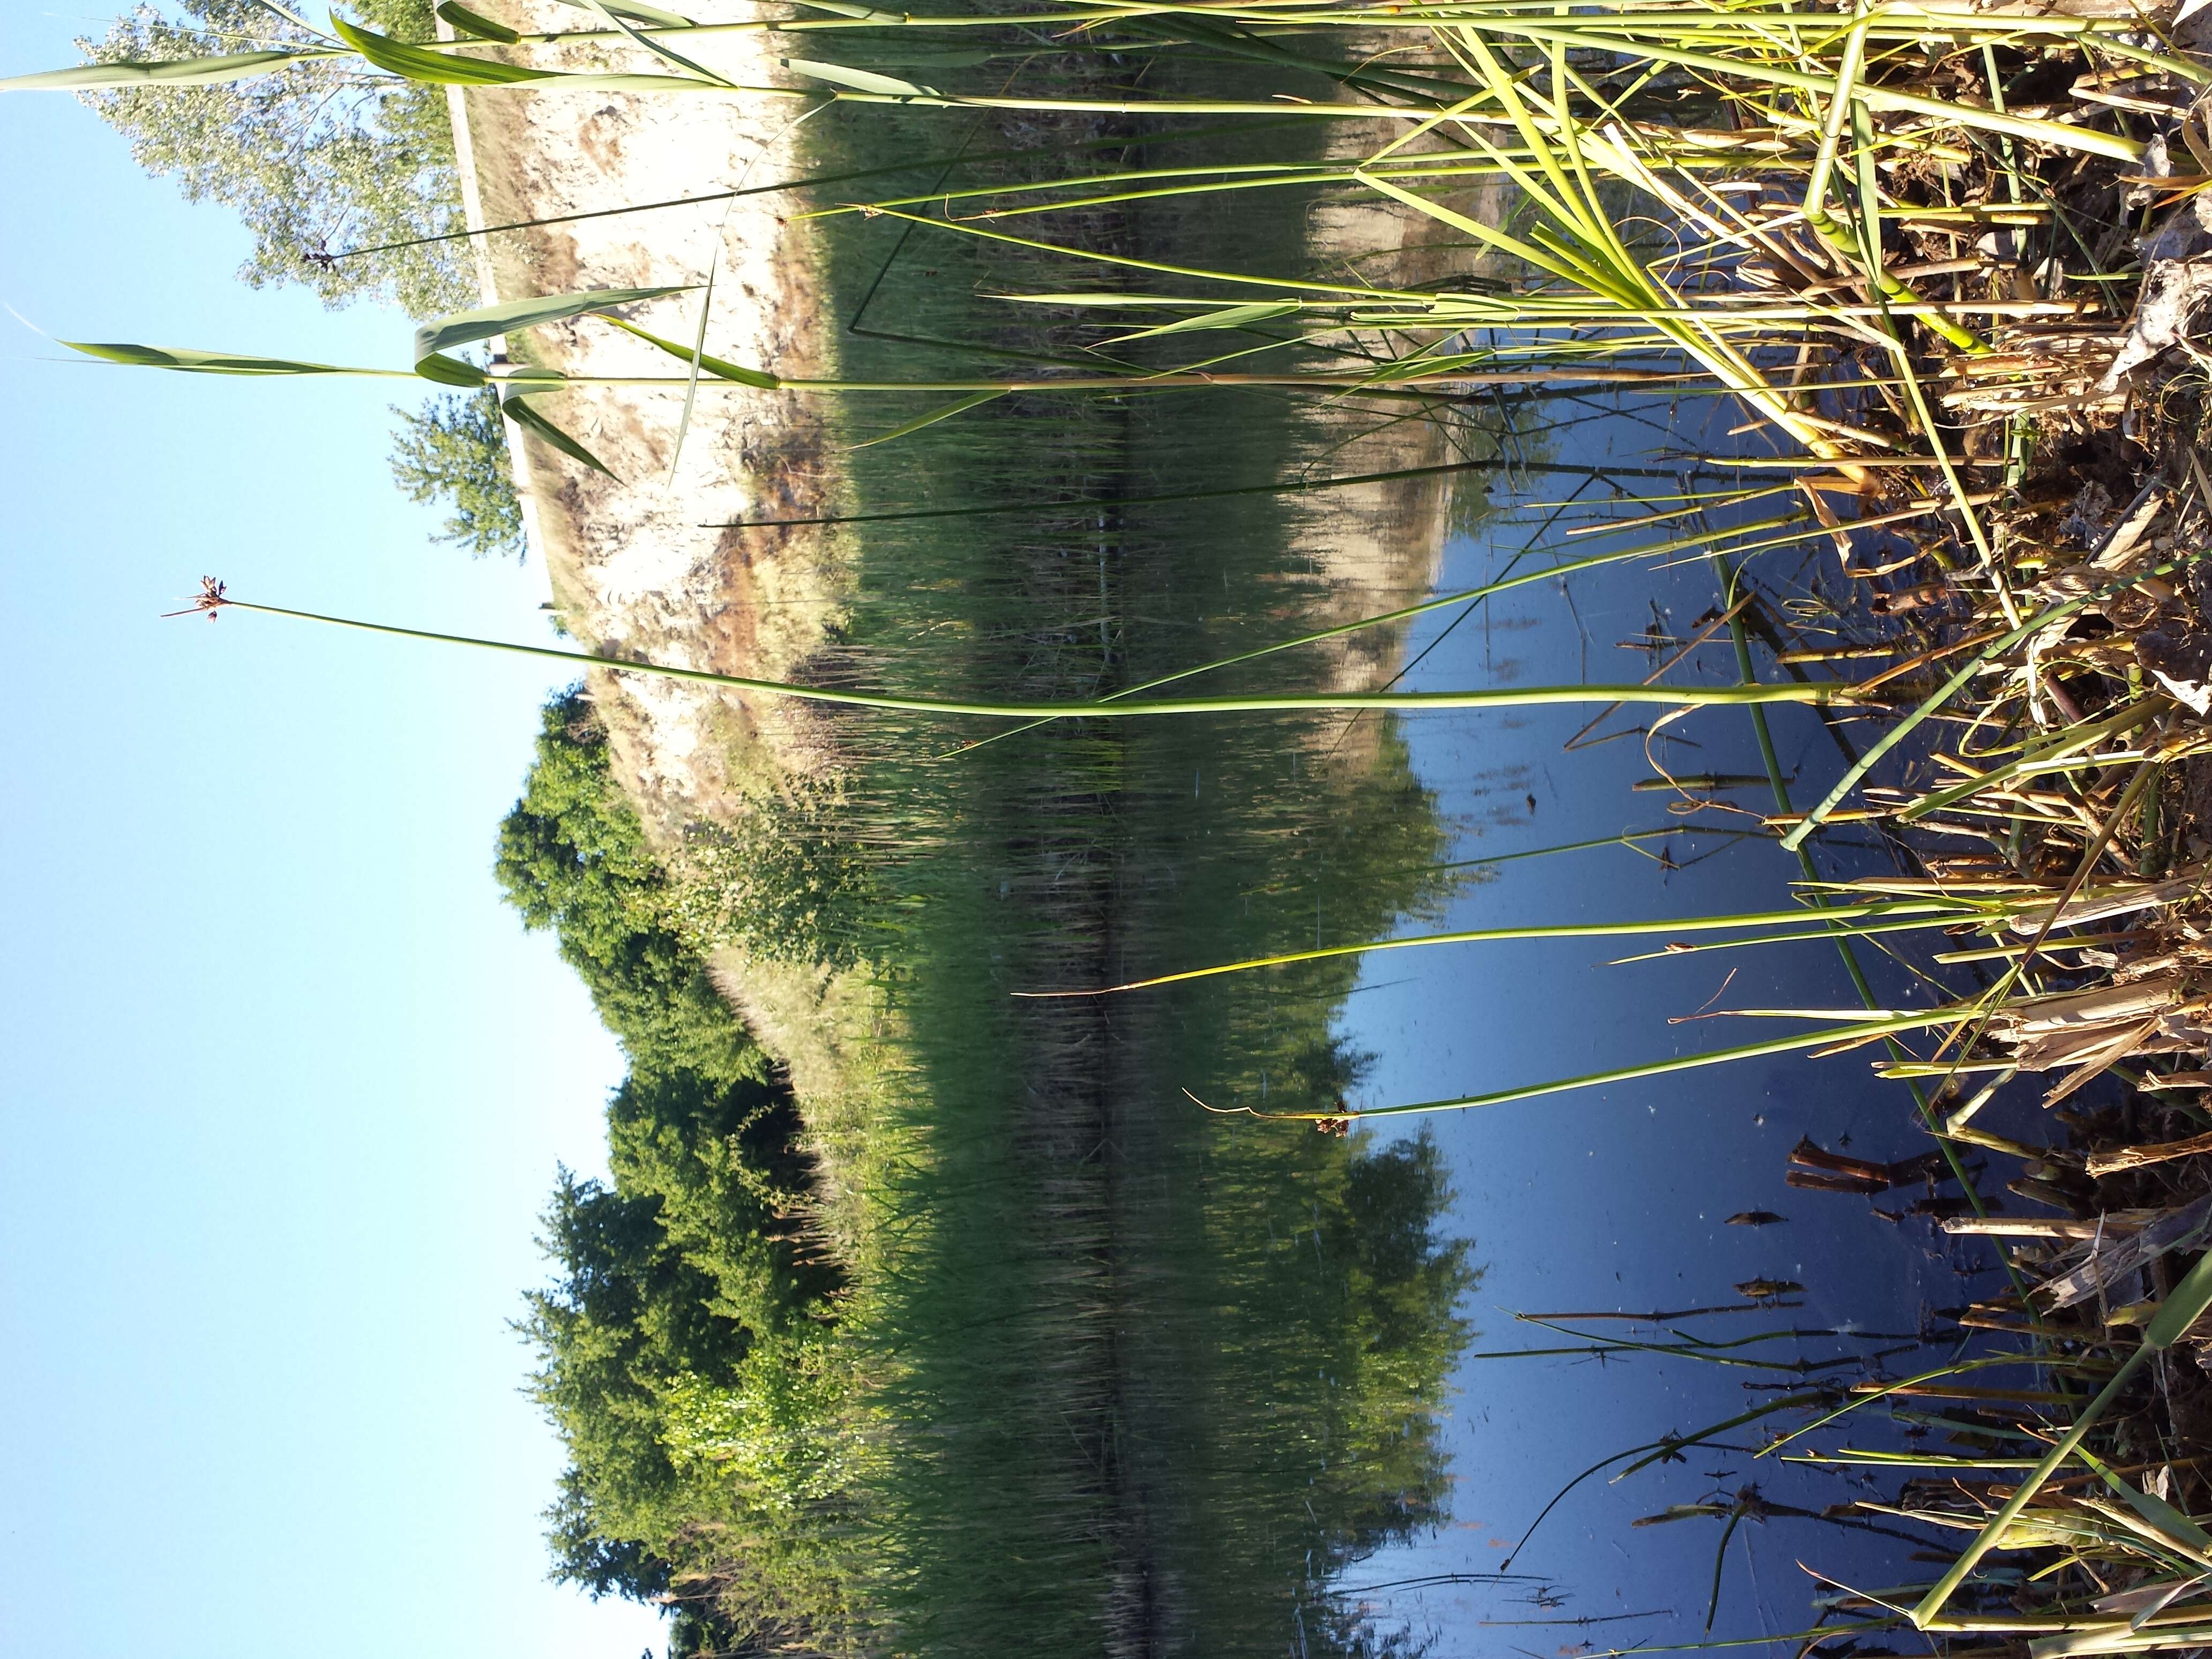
[1,12,664,1657]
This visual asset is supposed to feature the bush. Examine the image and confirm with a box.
[669,806,870,972]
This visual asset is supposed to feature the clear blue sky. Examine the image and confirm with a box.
[1,13,663,1657]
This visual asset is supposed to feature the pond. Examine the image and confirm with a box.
[697,114,2017,1652]
[526,93,2042,1659]
[5,8,2188,1657]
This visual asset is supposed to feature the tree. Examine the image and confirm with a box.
[495,690,772,1087]
[525,1089,857,1649]
[81,5,521,558]
[390,387,525,560]
[77,2,475,317]
[502,687,859,1649]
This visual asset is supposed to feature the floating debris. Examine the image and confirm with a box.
[1735,1278,1805,1302]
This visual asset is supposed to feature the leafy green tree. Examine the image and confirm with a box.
[495,691,770,1086]
[81,5,521,558]
[502,688,861,1648]
[526,1085,857,1649]
[78,2,474,317]
[390,387,525,560]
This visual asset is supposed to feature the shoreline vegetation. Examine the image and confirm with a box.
[29,0,2212,1652]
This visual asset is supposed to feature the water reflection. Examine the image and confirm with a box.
[814,294,1492,1654]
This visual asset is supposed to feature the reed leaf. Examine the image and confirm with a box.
[61,340,388,377]
[572,0,735,87]
[331,16,705,90]
[0,51,325,92]
[554,0,696,25]
[1473,18,2149,161]
[850,391,1005,450]
[1105,300,1302,342]
[498,390,616,479]
[332,16,552,84]
[1915,1248,2212,1628]
[1780,571,2165,851]
[435,3,521,44]
[1268,1007,1971,1124]
[602,317,782,388]
[782,57,938,98]
[412,286,693,370]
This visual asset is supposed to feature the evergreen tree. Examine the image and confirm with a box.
[390,388,525,560]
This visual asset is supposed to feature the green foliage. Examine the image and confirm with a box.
[78,2,473,317]
[494,691,767,1086]
[488,108,1484,1654]
[388,387,524,560]
[1306,1134,1478,1546]
[502,687,864,1648]
[525,1106,861,1647]
[521,1077,853,1551]
[669,807,870,971]
[85,5,527,558]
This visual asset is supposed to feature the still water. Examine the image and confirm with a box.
[800,378,1985,1653]
[1339,396,1971,1653]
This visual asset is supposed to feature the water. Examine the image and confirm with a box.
[547,102,2021,1657]
[805,391,1983,1652]
[1334,398,1975,1651]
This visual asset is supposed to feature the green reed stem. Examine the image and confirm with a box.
[1228,1006,1972,1122]
[1780,560,2196,851]
[945,503,1811,758]
[706,455,1738,531]
[1020,898,1989,996]
[1914,1247,2212,1627]
[1602,908,1989,964]
[208,596,1854,721]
